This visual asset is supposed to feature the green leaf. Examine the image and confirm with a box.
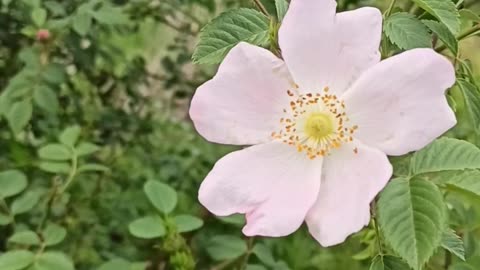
[8,230,41,246]
[43,224,67,246]
[128,215,166,239]
[91,6,129,25]
[59,126,81,147]
[369,255,410,270]
[444,170,480,197]
[31,8,47,27]
[173,215,204,232]
[0,170,28,199]
[33,86,59,113]
[32,252,74,270]
[0,213,11,225]
[11,190,43,215]
[0,250,35,270]
[73,12,92,36]
[206,235,248,261]
[275,0,288,22]
[144,180,177,214]
[411,138,480,175]
[98,259,130,270]
[252,243,276,266]
[75,142,100,156]
[246,265,267,270]
[442,229,465,261]
[192,8,270,64]
[423,20,458,54]
[459,9,480,22]
[38,161,70,174]
[77,164,110,173]
[458,79,480,132]
[384,13,431,50]
[42,63,66,84]
[38,144,72,161]
[218,214,246,226]
[411,0,460,34]
[377,178,447,270]
[6,99,32,134]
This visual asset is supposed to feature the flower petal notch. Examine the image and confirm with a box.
[190,0,456,247]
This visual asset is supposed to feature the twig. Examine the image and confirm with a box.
[252,0,269,16]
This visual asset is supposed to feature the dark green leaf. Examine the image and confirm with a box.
[458,79,480,132]
[0,170,28,199]
[423,20,458,54]
[384,13,431,50]
[442,229,465,261]
[275,0,289,22]
[192,8,270,64]
[206,235,248,261]
[6,99,32,134]
[32,252,74,270]
[252,243,276,266]
[43,224,67,246]
[33,86,59,113]
[369,255,410,270]
[377,178,447,270]
[411,0,460,34]
[11,190,43,215]
[73,13,92,36]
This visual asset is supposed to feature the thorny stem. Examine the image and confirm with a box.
[253,0,269,17]
[436,24,480,53]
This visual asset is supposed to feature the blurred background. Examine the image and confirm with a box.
[0,0,479,269]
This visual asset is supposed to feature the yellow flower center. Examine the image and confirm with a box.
[304,113,334,140]
[271,86,359,159]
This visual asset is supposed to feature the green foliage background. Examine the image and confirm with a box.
[0,0,479,269]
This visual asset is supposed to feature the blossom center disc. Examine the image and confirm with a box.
[304,113,334,140]
[271,87,359,159]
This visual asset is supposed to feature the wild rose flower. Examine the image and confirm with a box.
[189,0,456,246]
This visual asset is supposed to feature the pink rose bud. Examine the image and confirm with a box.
[36,29,51,42]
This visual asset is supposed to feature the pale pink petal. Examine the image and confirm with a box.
[190,42,293,145]
[306,142,392,247]
[199,142,322,237]
[279,0,382,95]
[342,49,456,156]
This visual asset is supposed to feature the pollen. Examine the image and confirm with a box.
[271,87,358,159]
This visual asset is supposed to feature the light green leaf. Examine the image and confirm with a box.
[411,138,480,174]
[442,229,465,261]
[0,170,28,199]
[206,235,248,261]
[91,6,129,25]
[411,0,460,34]
[369,255,410,270]
[77,164,110,173]
[38,161,71,174]
[0,250,35,270]
[443,170,480,198]
[42,63,66,84]
[218,214,245,226]
[458,79,480,132]
[252,243,276,266]
[144,180,177,214]
[459,9,480,22]
[423,20,458,54]
[0,213,11,225]
[38,144,72,161]
[43,224,67,246]
[98,259,130,270]
[33,86,59,113]
[73,12,92,36]
[173,215,204,232]
[275,0,288,22]
[11,190,43,215]
[128,215,166,239]
[8,230,41,246]
[32,252,74,270]
[6,99,32,134]
[246,265,267,270]
[192,8,270,64]
[31,8,47,27]
[75,142,100,156]
[59,126,81,147]
[384,13,431,50]
[377,178,447,270]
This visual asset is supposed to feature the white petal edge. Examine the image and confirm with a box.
[279,0,382,95]
[190,42,293,145]
[199,142,322,237]
[342,48,456,156]
[306,141,392,247]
